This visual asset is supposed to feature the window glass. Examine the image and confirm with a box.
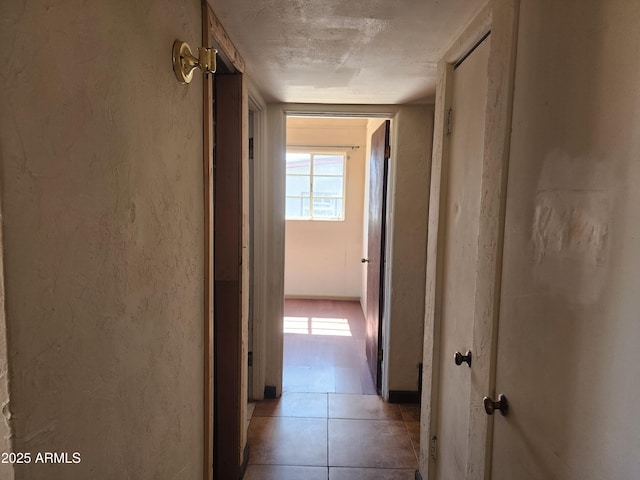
[286,175,311,197]
[285,152,345,220]
[312,198,343,219]
[313,176,343,198]
[313,155,344,175]
[286,153,311,174]
[285,197,310,218]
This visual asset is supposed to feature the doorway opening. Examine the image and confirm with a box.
[283,115,391,395]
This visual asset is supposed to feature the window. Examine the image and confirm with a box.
[285,152,346,220]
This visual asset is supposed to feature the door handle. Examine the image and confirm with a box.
[361,258,370,263]
[454,350,472,367]
[483,394,509,416]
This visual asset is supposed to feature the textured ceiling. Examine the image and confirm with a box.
[210,0,487,104]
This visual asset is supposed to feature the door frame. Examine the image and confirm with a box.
[259,104,431,401]
[418,1,520,479]
[202,6,214,480]
[247,85,268,401]
[283,109,395,402]
[202,3,247,480]
[262,104,400,396]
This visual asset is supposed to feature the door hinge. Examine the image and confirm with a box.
[384,145,391,159]
[446,107,453,135]
[378,349,383,362]
[430,435,438,462]
[248,351,253,367]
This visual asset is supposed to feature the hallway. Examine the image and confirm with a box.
[245,300,420,479]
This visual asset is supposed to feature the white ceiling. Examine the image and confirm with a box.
[210,0,487,104]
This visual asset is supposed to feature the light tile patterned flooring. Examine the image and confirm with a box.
[246,299,420,480]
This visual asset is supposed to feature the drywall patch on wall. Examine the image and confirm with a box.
[531,150,612,304]
[532,192,608,266]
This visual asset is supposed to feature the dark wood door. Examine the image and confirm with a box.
[365,120,390,391]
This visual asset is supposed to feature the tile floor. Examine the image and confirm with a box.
[246,393,420,480]
[245,299,420,480]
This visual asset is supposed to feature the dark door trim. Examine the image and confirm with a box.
[203,4,246,479]
[202,5,214,479]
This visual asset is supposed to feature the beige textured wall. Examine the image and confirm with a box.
[284,117,367,299]
[492,0,640,477]
[0,1,204,478]
[384,105,433,393]
[264,104,287,394]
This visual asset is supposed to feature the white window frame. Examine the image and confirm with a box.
[285,149,347,221]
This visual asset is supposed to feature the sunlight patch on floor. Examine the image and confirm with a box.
[283,316,352,337]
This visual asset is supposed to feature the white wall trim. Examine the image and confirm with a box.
[247,80,268,400]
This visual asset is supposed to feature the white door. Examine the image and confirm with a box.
[434,35,491,480]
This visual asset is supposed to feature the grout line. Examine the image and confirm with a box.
[326,392,330,470]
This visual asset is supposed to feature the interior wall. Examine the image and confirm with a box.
[383,105,434,394]
[284,117,367,299]
[0,1,204,478]
[264,104,287,395]
[493,0,640,477]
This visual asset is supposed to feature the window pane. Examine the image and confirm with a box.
[286,175,311,197]
[286,197,310,218]
[313,176,343,197]
[314,155,344,175]
[286,153,311,174]
[312,198,343,219]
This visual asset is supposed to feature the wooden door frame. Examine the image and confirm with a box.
[202,6,214,479]
[418,1,520,480]
[202,3,246,480]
